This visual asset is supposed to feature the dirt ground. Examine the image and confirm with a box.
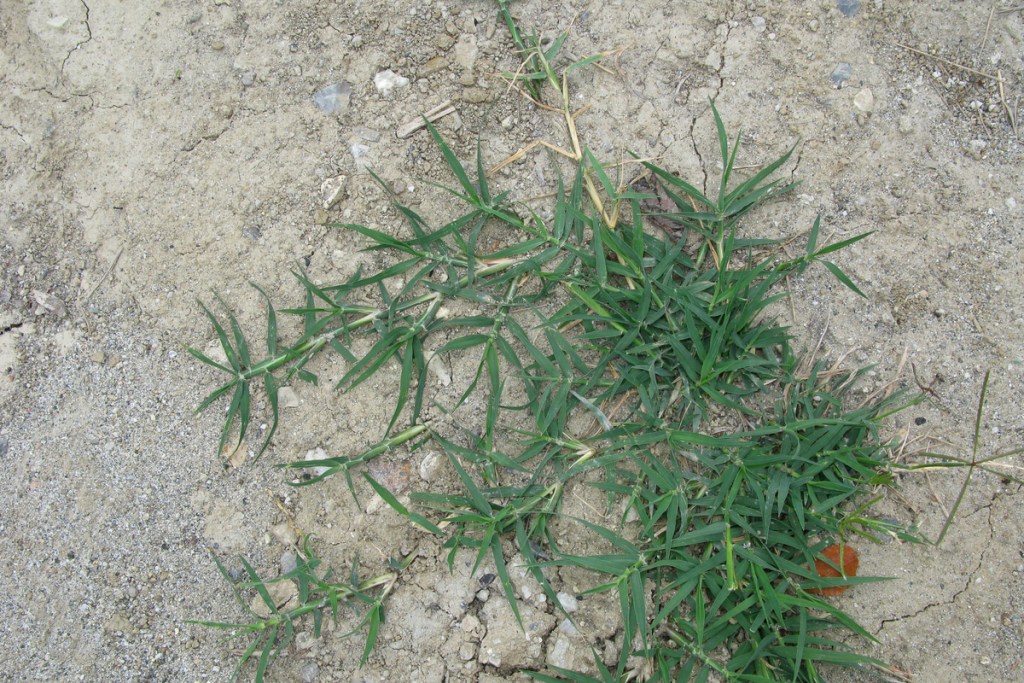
[2,1,1023,681]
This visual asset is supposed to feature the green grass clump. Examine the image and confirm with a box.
[188,13,936,682]
[190,536,411,680]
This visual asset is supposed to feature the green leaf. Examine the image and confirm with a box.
[424,118,478,202]
[805,215,821,256]
[187,345,232,374]
[362,605,381,665]
[821,260,866,298]
[256,373,279,461]
[363,473,443,535]
[252,283,278,355]
[812,230,873,257]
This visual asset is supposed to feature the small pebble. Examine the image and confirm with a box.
[240,72,255,87]
[277,386,300,409]
[373,69,410,96]
[271,523,296,547]
[853,88,874,112]
[751,16,766,32]
[831,63,852,87]
[280,550,297,574]
[461,87,490,103]
[556,591,579,613]
[420,56,448,76]
[211,40,225,51]
[418,450,442,482]
[312,81,352,114]
[967,139,987,160]
[350,143,370,161]
[320,175,347,210]
[837,0,861,17]
[353,126,381,142]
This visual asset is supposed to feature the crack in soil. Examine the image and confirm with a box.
[58,0,93,87]
[689,114,706,194]
[877,495,1001,631]
[0,320,26,336]
[789,147,803,184]
[693,4,735,197]
[0,122,29,146]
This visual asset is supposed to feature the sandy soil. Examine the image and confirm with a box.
[2,1,1023,681]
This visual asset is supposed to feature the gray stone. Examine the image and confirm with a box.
[353,126,381,142]
[556,591,579,613]
[277,386,300,409]
[418,450,443,482]
[837,0,861,17]
[312,81,352,114]
[831,63,852,87]
[280,550,297,574]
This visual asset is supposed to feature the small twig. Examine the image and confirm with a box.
[268,488,304,547]
[891,428,912,464]
[998,4,1024,14]
[923,471,950,519]
[869,662,915,683]
[396,101,456,139]
[980,6,995,52]
[997,70,1019,137]
[82,247,124,303]
[1015,94,1021,138]
[785,274,797,326]
[488,138,577,176]
[968,307,986,336]
[796,312,831,381]
[859,346,909,407]
[674,73,691,98]
[911,362,942,399]
[892,42,1001,82]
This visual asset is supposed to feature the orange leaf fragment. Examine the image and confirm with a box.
[807,544,859,596]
